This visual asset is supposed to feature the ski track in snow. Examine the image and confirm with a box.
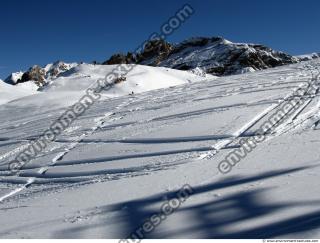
[0,61,319,205]
[0,95,141,201]
[197,70,320,160]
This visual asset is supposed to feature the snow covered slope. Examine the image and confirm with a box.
[0,80,38,105]
[1,64,214,109]
[43,64,214,95]
[0,60,320,238]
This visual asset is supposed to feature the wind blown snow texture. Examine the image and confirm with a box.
[0,60,320,238]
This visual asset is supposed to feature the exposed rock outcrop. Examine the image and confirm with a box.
[19,65,46,86]
[102,52,136,65]
[5,61,78,87]
[102,37,299,76]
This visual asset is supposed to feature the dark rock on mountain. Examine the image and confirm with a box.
[102,37,300,76]
[103,39,173,66]
[47,61,69,78]
[4,37,315,88]
[4,72,24,85]
[103,52,137,65]
[18,65,46,86]
[5,61,78,87]
[137,39,173,65]
[156,37,299,76]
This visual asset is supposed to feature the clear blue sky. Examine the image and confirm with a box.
[1,0,319,79]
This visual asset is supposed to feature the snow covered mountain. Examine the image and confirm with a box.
[3,37,318,91]
[1,59,320,238]
[4,61,78,85]
[104,37,300,75]
[0,63,214,106]
[296,53,320,61]
[4,71,24,85]
[1,36,320,239]
[42,64,213,94]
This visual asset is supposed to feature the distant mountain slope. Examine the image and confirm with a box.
[103,37,301,76]
[0,64,214,106]
[42,64,214,95]
[296,53,320,61]
[0,79,38,105]
[4,71,24,84]
[3,37,319,88]
[4,61,78,85]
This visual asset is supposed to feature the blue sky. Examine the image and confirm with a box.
[0,0,319,79]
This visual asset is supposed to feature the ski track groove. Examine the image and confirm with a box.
[0,66,318,202]
[0,96,138,202]
[197,72,319,160]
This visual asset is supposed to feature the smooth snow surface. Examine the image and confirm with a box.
[0,81,38,105]
[0,61,320,238]
[43,64,214,95]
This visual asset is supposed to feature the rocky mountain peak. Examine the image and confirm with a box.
[5,61,78,87]
[102,36,301,76]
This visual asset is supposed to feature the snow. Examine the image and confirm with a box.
[3,61,79,88]
[4,71,24,84]
[0,80,38,105]
[296,53,320,61]
[0,64,214,111]
[236,66,256,74]
[0,60,320,238]
[43,61,78,79]
[152,37,298,75]
[43,64,215,96]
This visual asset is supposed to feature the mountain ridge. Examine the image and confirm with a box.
[3,37,320,86]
